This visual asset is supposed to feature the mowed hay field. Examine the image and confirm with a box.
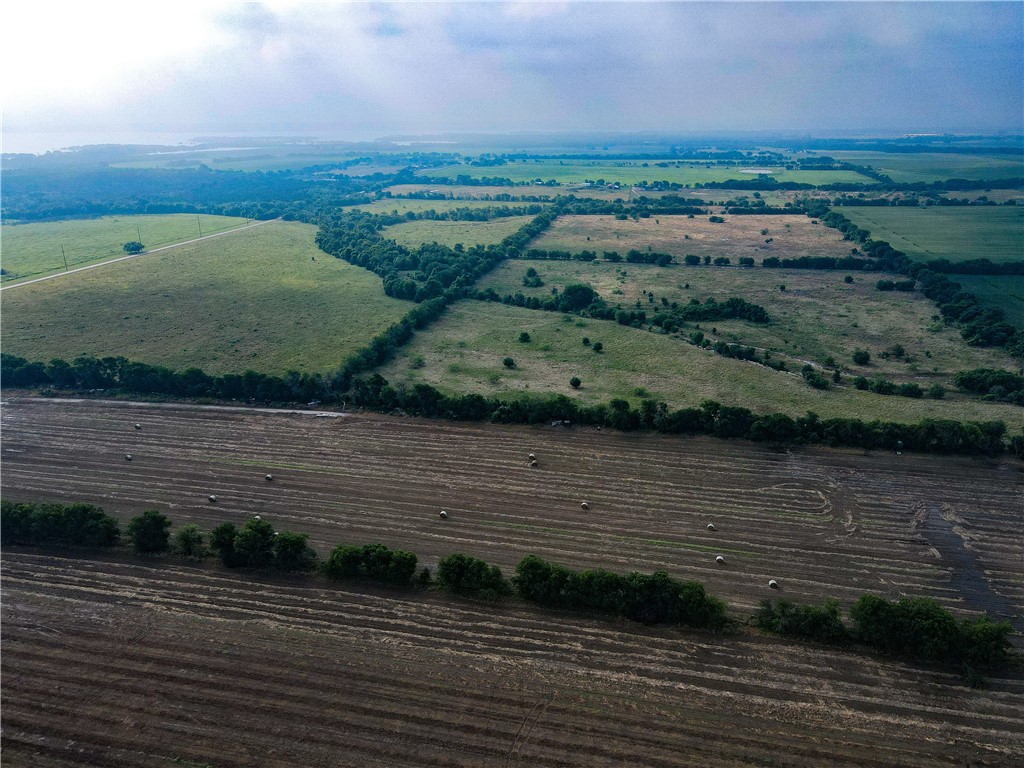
[529,214,852,261]
[824,151,1024,184]
[422,161,876,187]
[958,275,1024,327]
[2,399,1022,767]
[385,183,563,199]
[343,199,548,215]
[377,302,1024,430]
[382,216,536,248]
[477,260,1019,382]
[841,207,1024,263]
[0,214,250,284]
[0,221,409,375]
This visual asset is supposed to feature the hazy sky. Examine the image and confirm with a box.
[3,1,1022,142]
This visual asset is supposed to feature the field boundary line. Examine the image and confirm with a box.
[1,218,279,291]
[0,395,343,418]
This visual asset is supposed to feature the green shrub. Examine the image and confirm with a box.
[0,499,120,548]
[127,510,172,553]
[272,531,317,571]
[436,553,511,599]
[754,599,849,644]
[322,543,417,585]
[172,524,206,558]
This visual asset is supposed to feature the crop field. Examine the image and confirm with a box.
[841,206,1024,263]
[382,216,537,248]
[0,214,250,284]
[529,214,852,261]
[343,198,549,215]
[378,302,1024,430]
[0,221,409,375]
[422,161,877,187]
[957,275,1024,327]
[1,398,1022,767]
[110,148,365,172]
[823,151,1024,184]
[476,259,1019,382]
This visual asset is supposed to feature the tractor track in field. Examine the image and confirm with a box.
[2,396,1023,766]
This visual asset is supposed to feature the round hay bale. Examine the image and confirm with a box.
[580,502,590,510]
[134,423,141,430]
[768,579,779,589]
[715,555,725,565]
[265,474,274,481]
[208,495,218,503]
[124,454,132,461]
[528,453,536,460]
[439,510,448,519]
[529,459,538,467]
[706,523,716,531]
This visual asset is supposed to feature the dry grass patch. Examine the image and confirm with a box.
[530,214,852,261]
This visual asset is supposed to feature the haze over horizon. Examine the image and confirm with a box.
[3,1,1023,154]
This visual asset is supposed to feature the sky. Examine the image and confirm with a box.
[2,1,1022,148]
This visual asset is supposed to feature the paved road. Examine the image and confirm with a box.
[1,218,277,291]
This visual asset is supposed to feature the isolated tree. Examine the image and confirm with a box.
[503,357,516,369]
[127,509,171,553]
[852,349,871,365]
[518,331,531,343]
[122,241,144,254]
[593,342,603,353]
[172,524,206,558]
[570,376,582,389]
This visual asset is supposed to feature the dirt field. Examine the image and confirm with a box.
[530,215,852,261]
[2,397,1023,767]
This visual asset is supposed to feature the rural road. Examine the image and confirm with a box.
[0,396,343,418]
[1,218,277,291]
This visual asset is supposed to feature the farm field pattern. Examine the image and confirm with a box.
[840,207,1024,264]
[421,161,877,186]
[2,397,1023,767]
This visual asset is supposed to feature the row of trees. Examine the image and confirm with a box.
[755,596,1013,681]
[4,499,1015,679]
[954,368,1024,405]
[513,555,728,628]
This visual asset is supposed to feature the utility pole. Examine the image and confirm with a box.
[60,245,69,271]
[137,224,142,242]
[197,216,203,237]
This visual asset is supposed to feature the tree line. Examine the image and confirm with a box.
[3,498,1012,681]
[755,596,1012,684]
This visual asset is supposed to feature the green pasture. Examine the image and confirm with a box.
[477,259,1018,382]
[823,151,1024,184]
[1,214,250,284]
[382,216,536,248]
[956,275,1024,327]
[1,221,409,375]
[419,161,876,187]
[376,301,1024,431]
[840,206,1024,263]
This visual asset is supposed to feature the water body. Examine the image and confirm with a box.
[922,506,1023,634]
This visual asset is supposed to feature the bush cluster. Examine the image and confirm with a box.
[210,518,317,571]
[1,499,120,548]
[436,553,511,599]
[322,543,418,585]
[514,555,728,629]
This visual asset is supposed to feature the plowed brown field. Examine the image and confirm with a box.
[2,397,1023,767]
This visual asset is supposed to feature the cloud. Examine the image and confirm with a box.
[3,1,1021,137]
